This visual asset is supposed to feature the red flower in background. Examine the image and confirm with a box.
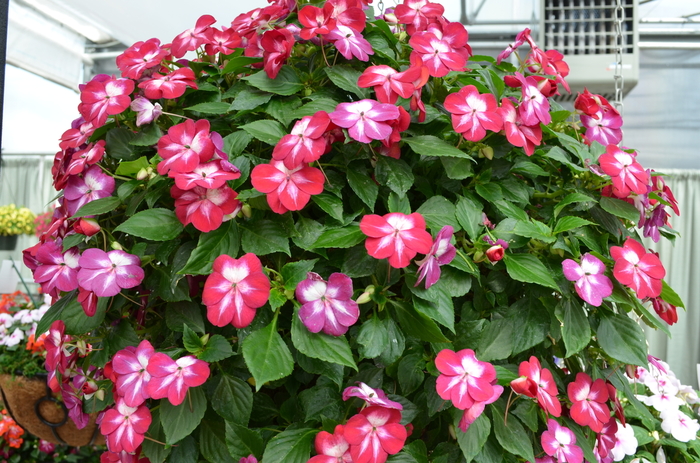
[261,28,295,79]
[651,297,679,325]
[394,0,445,35]
[435,348,497,410]
[116,38,169,79]
[170,14,216,58]
[251,160,325,214]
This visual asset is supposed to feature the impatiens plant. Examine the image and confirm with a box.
[24,0,696,462]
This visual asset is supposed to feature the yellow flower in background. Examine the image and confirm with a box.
[0,204,36,236]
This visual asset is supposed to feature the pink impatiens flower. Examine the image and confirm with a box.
[435,348,497,411]
[360,212,433,269]
[78,75,134,128]
[139,67,198,100]
[444,85,503,142]
[344,406,408,463]
[146,353,210,406]
[116,38,169,80]
[130,96,162,127]
[77,248,145,298]
[170,14,216,58]
[157,119,215,175]
[394,0,445,36]
[610,237,665,299]
[357,65,419,104]
[510,356,562,417]
[414,225,456,289]
[598,145,649,199]
[202,254,270,328]
[512,72,551,126]
[497,98,542,156]
[66,141,106,176]
[32,241,80,294]
[581,109,622,146]
[64,164,116,215]
[541,419,584,463]
[250,160,325,214]
[457,382,503,432]
[567,372,610,433]
[261,28,295,79]
[562,253,613,307]
[112,340,155,407]
[171,184,240,233]
[327,25,374,62]
[170,160,241,191]
[409,28,467,78]
[296,272,360,336]
[342,382,403,410]
[100,399,152,454]
[309,425,352,463]
[329,99,400,144]
[272,111,331,169]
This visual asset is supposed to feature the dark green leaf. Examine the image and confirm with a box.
[299,386,343,422]
[597,311,648,366]
[212,374,253,426]
[143,409,171,462]
[72,196,121,218]
[441,157,473,180]
[161,387,207,444]
[186,102,231,114]
[558,298,591,357]
[182,323,203,353]
[221,56,261,74]
[553,216,595,234]
[312,193,344,222]
[375,156,414,196]
[504,254,559,290]
[291,311,357,369]
[455,195,483,240]
[398,353,424,395]
[243,66,304,96]
[342,244,378,278]
[130,123,163,147]
[223,131,253,157]
[180,221,240,275]
[289,98,340,120]
[599,196,640,223]
[491,401,536,463]
[116,156,150,176]
[416,195,460,232]
[313,224,364,249]
[512,399,539,433]
[240,119,287,145]
[404,135,472,159]
[323,66,369,99]
[379,318,405,366]
[554,193,597,218]
[387,441,429,463]
[387,192,411,214]
[543,146,586,172]
[61,233,84,251]
[297,353,344,388]
[293,218,325,251]
[165,301,205,334]
[230,88,273,111]
[390,300,449,343]
[114,208,183,241]
[199,335,234,362]
[660,280,685,308]
[512,219,555,243]
[408,276,455,333]
[281,259,318,291]
[261,427,317,463]
[242,318,294,391]
[511,298,549,354]
[106,127,137,161]
[226,422,264,460]
[475,183,502,202]
[493,200,528,221]
[455,412,490,463]
[199,420,236,463]
[347,167,379,211]
[239,218,290,256]
[357,316,389,359]
[167,435,197,463]
[476,318,514,361]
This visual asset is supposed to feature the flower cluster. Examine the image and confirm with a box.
[0,204,36,236]
[0,292,51,377]
[0,409,23,449]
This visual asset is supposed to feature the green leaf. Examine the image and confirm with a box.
[183,324,203,353]
[299,386,343,422]
[511,159,550,178]
[455,195,483,240]
[143,408,171,462]
[281,259,318,291]
[599,196,640,223]
[554,193,597,218]
[596,311,648,366]
[61,233,84,251]
[544,146,586,172]
[199,420,236,463]
[494,365,519,387]
[106,127,137,161]
[559,298,591,357]
[660,280,685,308]
[441,157,473,180]
[409,276,455,333]
[165,301,205,334]
[161,387,207,444]
[476,318,514,361]
[240,119,287,145]
[357,317,389,359]
[504,254,559,290]
[475,182,502,202]
[387,441,429,463]
[221,56,261,74]
[116,156,150,177]
[404,135,472,159]
[375,156,414,196]
[261,427,317,463]
[242,318,294,391]
[510,298,549,354]
[511,219,555,243]
[379,318,405,366]
[114,208,183,241]
[212,374,253,426]
[180,221,240,275]
[185,102,231,114]
[72,196,121,218]
[291,311,357,370]
[398,353,425,395]
[130,123,163,147]
[239,218,290,256]
[387,192,411,214]
[223,131,253,157]
[389,300,449,343]
[297,353,344,388]
[290,98,340,120]
[493,200,528,222]
[553,216,595,234]
[37,291,108,336]
[230,88,273,111]
[226,422,264,460]
[416,196,460,232]
[168,435,197,463]
[455,413,490,463]
[323,66,369,99]
[313,225,365,249]
[293,218,325,251]
[311,193,344,222]
[242,66,304,96]
[199,335,233,362]
[491,401,536,463]
[347,166,379,211]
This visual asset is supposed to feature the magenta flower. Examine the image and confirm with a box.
[581,109,622,146]
[435,348,497,410]
[64,165,116,215]
[327,25,374,61]
[130,96,162,127]
[357,65,419,104]
[510,356,561,417]
[60,119,94,150]
[157,119,215,175]
[239,456,258,463]
[394,0,445,35]
[66,141,106,176]
[112,340,155,407]
[457,383,503,432]
[170,159,240,191]
[415,225,456,289]
[512,72,551,126]
[610,237,665,299]
[77,248,145,298]
[272,111,331,169]
[567,372,610,433]
[296,272,360,336]
[562,253,613,307]
[309,425,352,463]
[44,320,70,377]
[329,99,399,144]
[497,98,542,156]
[409,30,466,78]
[203,27,242,56]
[444,85,503,142]
[360,212,433,269]
[33,241,80,294]
[541,419,584,463]
[202,254,270,328]
[146,353,210,406]
[100,399,152,454]
[250,160,325,214]
[342,382,403,410]
[78,75,134,127]
[171,184,240,233]
[344,406,408,463]
[598,145,649,198]
[496,28,533,64]
[116,38,169,80]
[170,14,216,58]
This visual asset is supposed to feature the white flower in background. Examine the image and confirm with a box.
[656,447,666,463]
[660,408,700,442]
[610,421,638,461]
[5,328,24,347]
[630,458,652,463]
[679,384,700,405]
[13,308,34,325]
[0,313,13,329]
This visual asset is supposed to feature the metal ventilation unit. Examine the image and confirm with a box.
[539,0,639,102]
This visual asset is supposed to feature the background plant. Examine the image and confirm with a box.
[0,205,36,236]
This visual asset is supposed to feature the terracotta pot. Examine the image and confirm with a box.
[0,374,104,447]
[0,235,18,251]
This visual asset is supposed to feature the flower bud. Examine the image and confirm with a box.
[485,245,505,263]
[479,146,494,160]
[136,168,149,181]
[74,218,101,237]
[111,241,123,251]
[200,333,210,345]
[76,339,89,356]
[241,204,252,219]
[356,285,375,305]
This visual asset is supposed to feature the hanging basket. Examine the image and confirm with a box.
[0,374,104,447]
[0,235,18,251]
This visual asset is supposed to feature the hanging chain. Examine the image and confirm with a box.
[377,0,385,16]
[613,0,625,117]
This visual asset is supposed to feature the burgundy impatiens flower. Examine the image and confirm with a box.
[78,75,134,128]
[342,382,403,410]
[435,348,497,411]
[541,419,583,463]
[651,297,679,325]
[272,111,331,169]
[202,254,270,328]
[309,425,352,463]
[171,184,240,233]
[100,399,152,454]
[562,253,613,307]
[360,212,433,269]
[444,85,503,142]
[250,160,325,214]
[329,99,400,144]
[146,353,210,406]
[610,237,665,299]
[567,372,610,432]
[77,248,144,298]
[112,340,155,407]
[414,225,456,289]
[510,356,561,417]
[296,272,360,336]
[344,406,407,463]
[157,119,215,175]
[598,145,649,199]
